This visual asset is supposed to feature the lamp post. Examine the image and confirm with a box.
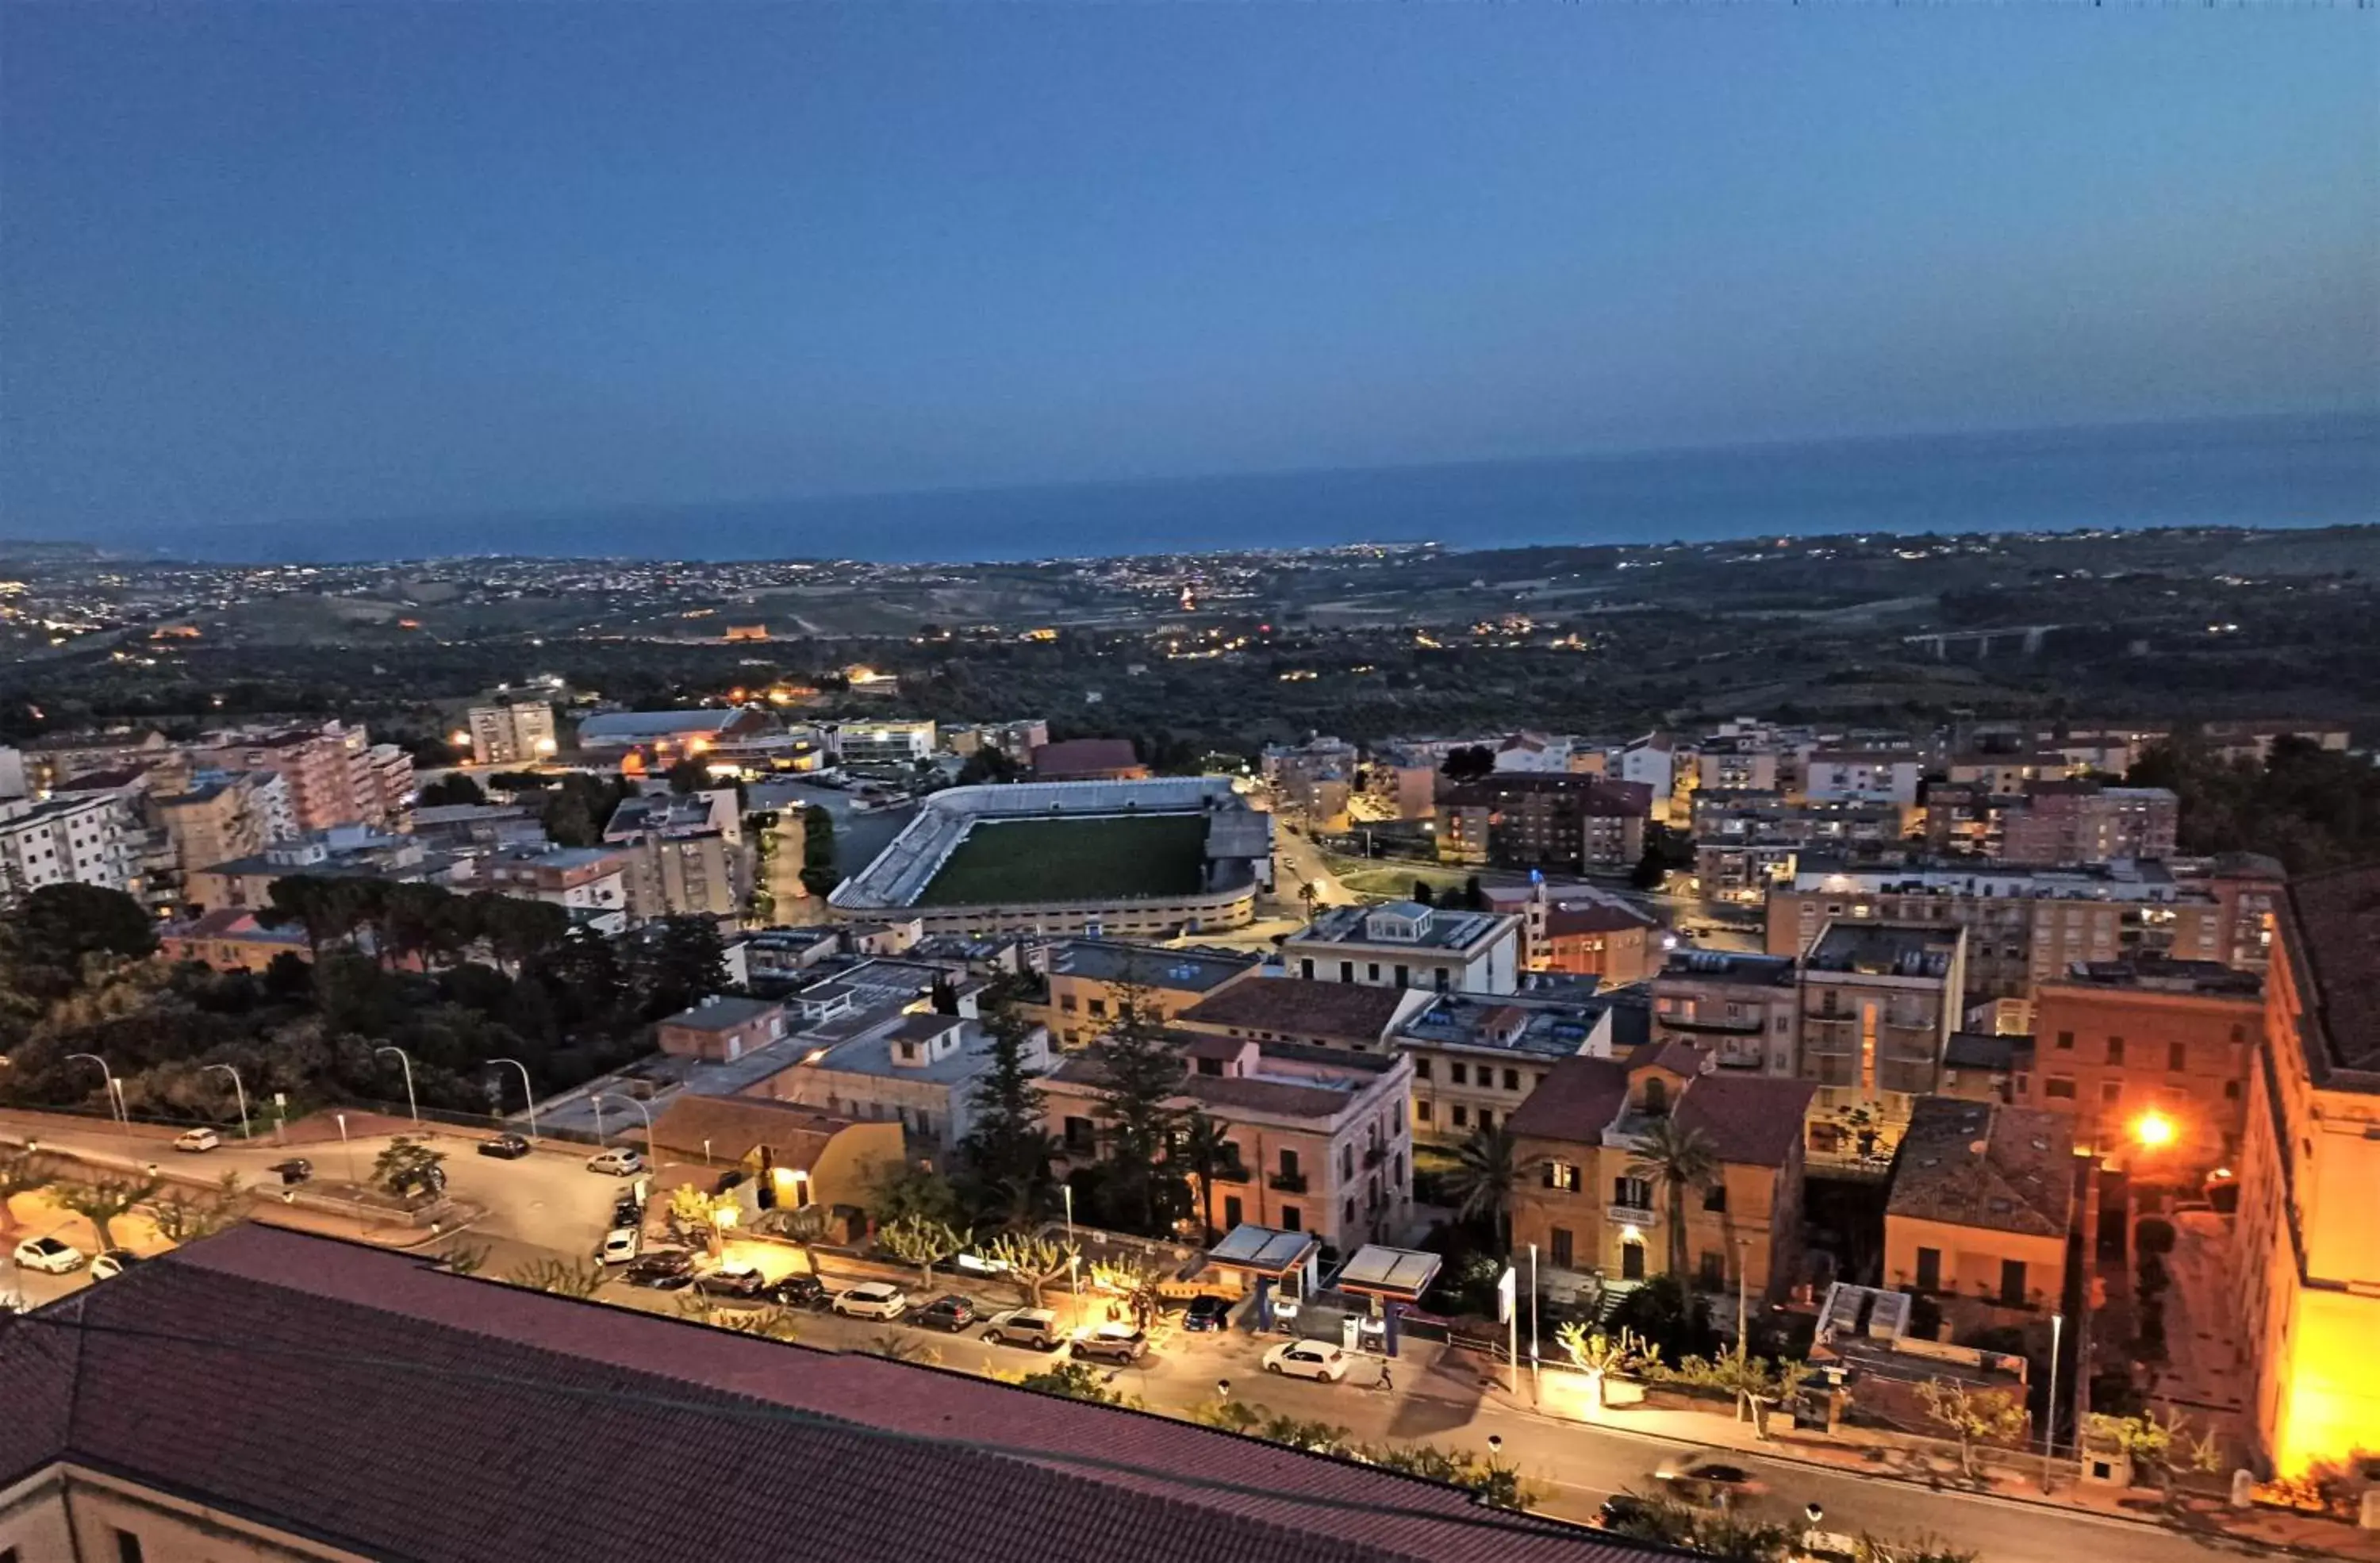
[1737,1236,1754,1361]
[374,1046,419,1127]
[336,1112,357,1187]
[2042,1311,2064,1492]
[202,1064,251,1140]
[590,1095,605,1145]
[1528,1241,1541,1405]
[489,1058,537,1142]
[597,1093,653,1153]
[66,1054,125,1137]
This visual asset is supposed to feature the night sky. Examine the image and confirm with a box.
[2,2,2374,540]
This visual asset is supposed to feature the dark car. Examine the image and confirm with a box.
[1591,1495,1656,1533]
[1069,1325,1149,1365]
[623,1251,697,1289]
[610,1195,643,1228]
[267,1158,313,1185]
[1180,1295,1234,1332]
[912,1294,978,1332]
[692,1262,771,1302]
[478,1133,532,1160]
[766,1275,830,1311]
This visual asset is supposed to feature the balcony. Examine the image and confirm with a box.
[1210,1163,1252,1185]
[1269,1169,1309,1194]
[1363,1143,1386,1169]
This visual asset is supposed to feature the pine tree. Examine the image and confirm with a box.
[1088,970,1188,1235]
[962,999,1051,1198]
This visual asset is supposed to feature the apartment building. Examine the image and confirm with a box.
[655,994,789,1062]
[1434,774,1650,873]
[1802,751,1925,806]
[1507,1041,1818,1297]
[1698,742,1782,794]
[1391,988,1616,1145]
[942,718,1050,758]
[601,788,747,923]
[154,772,288,884]
[1883,1097,2074,1314]
[1041,1033,1414,1249]
[831,718,939,766]
[1796,921,1967,1150]
[1284,901,1522,997]
[18,727,174,791]
[1476,880,1660,979]
[1945,752,2078,795]
[474,845,630,935]
[0,793,142,894]
[1039,939,1261,1049]
[1998,782,2178,866]
[2234,865,2380,1477]
[2026,958,2263,1166]
[466,699,558,765]
[186,829,451,912]
[186,720,407,833]
[1175,976,1429,1055]
[1768,857,2248,1002]
[750,1010,1054,1154]
[1651,950,1800,1077]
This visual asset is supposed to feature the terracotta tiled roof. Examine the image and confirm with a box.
[1886,1098,2075,1238]
[1671,1074,1818,1169]
[2282,864,2380,1083]
[1178,979,1413,1043]
[647,1094,854,1169]
[1543,901,1657,938]
[0,1227,1653,1563]
[1506,1056,1631,1143]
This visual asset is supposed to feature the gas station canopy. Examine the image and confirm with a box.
[1330,1245,1442,1304]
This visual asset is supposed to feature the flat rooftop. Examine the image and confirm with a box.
[1804,920,1960,979]
[1393,992,1611,1061]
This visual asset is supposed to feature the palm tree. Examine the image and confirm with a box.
[1175,1112,1236,1242]
[1446,1126,1522,1254]
[1298,879,1321,922]
[1627,1118,1721,1283]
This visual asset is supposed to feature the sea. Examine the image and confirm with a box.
[86,412,2380,565]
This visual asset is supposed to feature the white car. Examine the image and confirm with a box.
[598,1227,641,1265]
[1262,1340,1351,1383]
[173,1127,221,1153]
[12,1236,86,1275]
[586,1147,643,1177]
[831,1283,910,1319]
[90,1250,142,1281]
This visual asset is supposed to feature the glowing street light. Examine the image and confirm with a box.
[2132,1110,2178,1150]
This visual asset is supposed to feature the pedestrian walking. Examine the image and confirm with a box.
[1376,1361,1395,1394]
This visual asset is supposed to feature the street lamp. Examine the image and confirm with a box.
[202,1064,251,1140]
[374,1046,419,1127]
[2132,1110,2177,1150]
[65,1054,125,1136]
[489,1058,537,1142]
[595,1093,653,1152]
[336,1112,358,1187]
[2042,1311,2064,1492]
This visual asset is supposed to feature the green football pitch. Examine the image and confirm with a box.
[914,813,1211,906]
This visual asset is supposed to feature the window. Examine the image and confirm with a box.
[2105,1035,2125,1066]
[2168,1043,2187,1073]
[1478,1110,1494,1133]
[1279,1204,1301,1232]
[1300,958,1315,980]
[1223,1195,1243,1229]
[1699,1250,1725,1287]
[1449,1062,1468,1086]
[1341,1145,1354,1180]
[1451,1104,1468,1127]
[1063,1116,1096,1152]
[2056,1030,2075,1050]
[1915,1246,1942,1291]
[1415,1100,1434,1123]
[1702,1183,1728,1212]
[1196,1055,1223,1077]
[2101,1081,2123,1105]
[2225,1079,2242,1101]
[1344,1197,1357,1226]
[1393,1151,1403,1184]
[1550,1227,1573,1269]
[1394,965,1409,988]
[1340,962,1354,983]
[1503,1068,1520,1092]
[1368,963,1381,981]
[1088,997,1107,1019]
[1278,1148,1299,1179]
[1060,994,1078,1013]
[115,1534,145,1563]
[2044,1077,2077,1100]
[1999,1258,2029,1306]
[1545,1160,1580,1192]
[1614,1175,1653,1209]
[1412,1058,1432,1081]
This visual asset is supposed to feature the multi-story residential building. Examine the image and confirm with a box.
[1768,857,2251,1002]
[1651,950,1800,1077]
[1796,921,1967,1151]
[1392,988,1616,1144]
[1434,774,1650,873]
[1042,1033,1413,1249]
[0,793,142,894]
[2187,851,2287,971]
[186,720,404,833]
[1039,939,1261,1049]
[1540,897,1660,985]
[1697,741,1782,794]
[474,845,630,935]
[1998,781,2178,866]
[466,699,558,765]
[1614,732,1679,821]
[601,788,747,924]
[942,717,1050,758]
[750,1010,1054,1154]
[655,994,790,1062]
[1507,1040,1818,1298]
[2026,958,2262,1165]
[828,718,939,766]
[1284,901,1521,997]
[1883,1097,2074,1314]
[18,727,174,791]
[0,1225,1638,1563]
[2234,865,2380,1478]
[1944,751,2078,795]
[186,829,453,912]
[1175,977,1429,1056]
[1802,751,1925,806]
[154,773,283,885]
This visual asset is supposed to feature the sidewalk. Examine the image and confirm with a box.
[1462,1363,2379,1561]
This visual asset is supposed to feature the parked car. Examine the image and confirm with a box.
[1069,1325,1149,1365]
[598,1227,641,1265]
[12,1236,86,1275]
[911,1295,977,1332]
[623,1251,697,1290]
[1591,1495,1656,1533]
[267,1158,313,1185]
[586,1147,643,1177]
[694,1262,772,1301]
[981,1308,1064,1350]
[831,1283,911,1320]
[1180,1295,1234,1332]
[89,1250,142,1281]
[610,1194,643,1228]
[1653,1456,1767,1507]
[766,1275,829,1311]
[478,1134,532,1160]
[172,1127,221,1153]
[1261,1340,1350,1383]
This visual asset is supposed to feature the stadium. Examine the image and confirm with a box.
[827,778,1275,937]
